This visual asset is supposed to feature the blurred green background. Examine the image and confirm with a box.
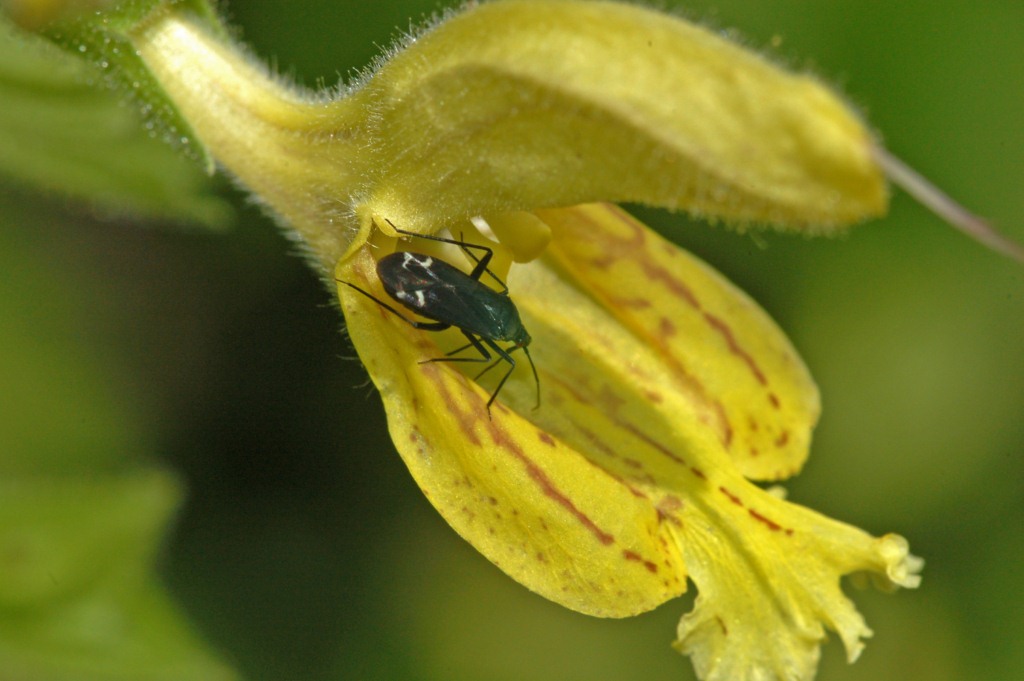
[2,1,1022,680]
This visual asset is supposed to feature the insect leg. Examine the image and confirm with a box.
[451,235,509,294]
[473,350,511,381]
[341,280,450,332]
[473,342,539,410]
[419,331,493,366]
[442,339,477,358]
[461,241,509,294]
[421,333,517,416]
[386,221,508,294]
[481,338,519,412]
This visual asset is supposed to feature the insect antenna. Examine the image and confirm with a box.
[523,345,540,410]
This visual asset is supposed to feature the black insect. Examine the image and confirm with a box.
[342,222,540,416]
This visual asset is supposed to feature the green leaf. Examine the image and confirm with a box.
[0,470,237,681]
[0,202,148,474]
[0,187,238,681]
[0,14,231,226]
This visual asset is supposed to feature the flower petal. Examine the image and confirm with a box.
[673,502,921,681]
[338,204,919,681]
[338,243,687,617]
[123,0,890,271]
[536,204,819,481]
[356,0,887,233]
[520,204,919,678]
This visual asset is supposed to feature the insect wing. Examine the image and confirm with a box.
[376,251,433,288]
[421,269,517,340]
[378,252,517,340]
[378,252,450,312]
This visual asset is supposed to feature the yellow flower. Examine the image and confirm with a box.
[340,204,922,681]
[80,0,952,679]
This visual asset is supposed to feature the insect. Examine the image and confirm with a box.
[342,221,540,416]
